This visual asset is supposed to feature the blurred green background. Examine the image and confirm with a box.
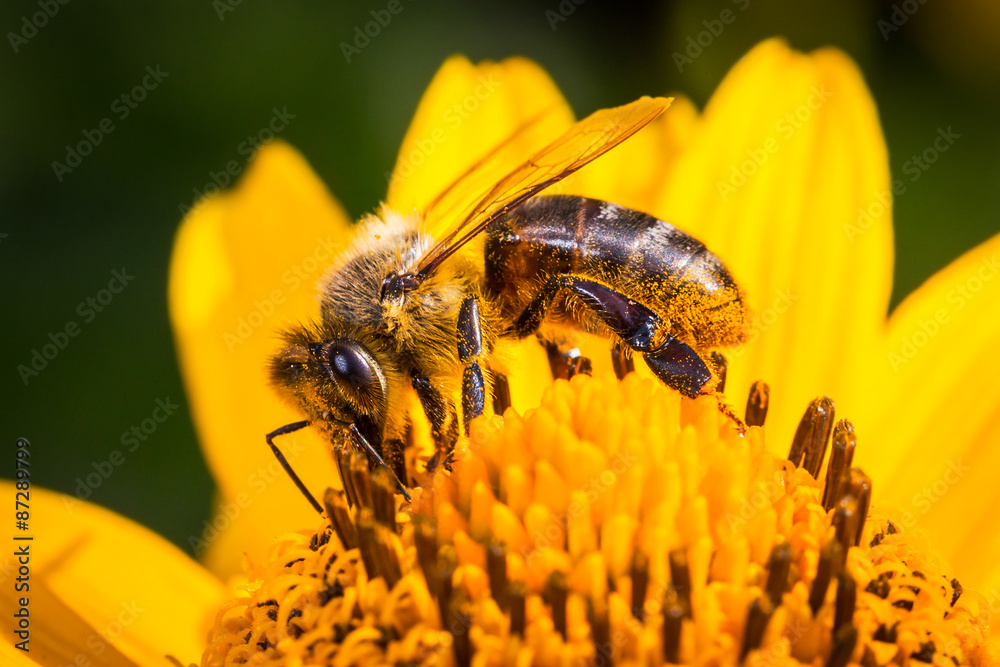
[2,0,998,556]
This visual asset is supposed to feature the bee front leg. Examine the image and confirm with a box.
[411,373,458,472]
[457,296,487,434]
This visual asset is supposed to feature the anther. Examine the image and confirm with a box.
[436,546,456,630]
[449,604,472,667]
[827,625,858,667]
[348,448,374,509]
[765,541,792,608]
[744,381,770,428]
[809,540,843,616]
[486,542,508,611]
[509,582,527,637]
[414,515,438,595]
[822,420,856,511]
[832,496,860,555]
[739,597,772,661]
[845,468,872,546]
[834,572,856,635]
[492,372,512,415]
[374,526,403,587]
[668,547,692,618]
[788,397,835,476]
[322,488,356,551]
[370,466,397,531]
[587,598,611,667]
[547,571,569,640]
[662,592,684,664]
[355,508,380,581]
[631,550,649,622]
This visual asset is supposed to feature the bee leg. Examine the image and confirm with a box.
[411,373,457,472]
[457,296,487,435]
[513,275,714,397]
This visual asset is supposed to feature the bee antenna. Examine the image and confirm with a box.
[266,421,324,514]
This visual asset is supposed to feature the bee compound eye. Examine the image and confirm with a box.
[325,342,377,391]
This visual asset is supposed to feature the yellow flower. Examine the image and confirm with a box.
[5,38,999,665]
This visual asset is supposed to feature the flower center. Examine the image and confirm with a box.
[202,375,992,666]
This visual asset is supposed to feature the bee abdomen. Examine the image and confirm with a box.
[485,194,747,347]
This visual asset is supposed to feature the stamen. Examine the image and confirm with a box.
[739,597,771,660]
[630,550,649,622]
[322,488,356,550]
[828,625,859,667]
[765,541,792,607]
[834,572,856,634]
[436,546,456,631]
[845,468,872,546]
[374,525,402,587]
[348,448,374,509]
[487,542,508,610]
[587,598,611,667]
[449,605,472,667]
[788,396,835,476]
[822,420,856,511]
[355,508,379,581]
[661,594,684,664]
[547,571,569,640]
[370,466,397,530]
[832,496,860,554]
[809,540,843,615]
[744,380,770,427]
[668,548,692,618]
[414,514,438,593]
[492,372,512,414]
[509,582,526,637]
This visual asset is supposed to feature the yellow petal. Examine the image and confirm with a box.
[0,481,226,666]
[655,38,894,451]
[864,231,1000,597]
[169,142,352,579]
[385,55,573,236]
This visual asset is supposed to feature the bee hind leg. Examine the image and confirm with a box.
[457,297,487,435]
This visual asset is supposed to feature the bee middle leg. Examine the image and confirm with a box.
[507,275,712,398]
[411,373,458,472]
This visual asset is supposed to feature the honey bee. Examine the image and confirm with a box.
[267,97,748,507]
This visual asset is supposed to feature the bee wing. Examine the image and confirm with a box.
[414,96,672,278]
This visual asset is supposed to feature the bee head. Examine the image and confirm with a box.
[269,328,389,432]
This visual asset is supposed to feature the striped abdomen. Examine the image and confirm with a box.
[484,195,748,348]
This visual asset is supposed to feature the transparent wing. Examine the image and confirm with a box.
[414,96,672,278]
